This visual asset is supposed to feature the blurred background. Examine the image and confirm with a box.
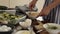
[0,0,45,12]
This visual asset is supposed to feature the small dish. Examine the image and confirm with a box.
[0,25,13,34]
[43,23,60,34]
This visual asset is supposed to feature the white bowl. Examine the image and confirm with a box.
[19,19,32,28]
[43,23,60,34]
[15,30,35,34]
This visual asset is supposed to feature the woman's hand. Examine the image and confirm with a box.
[29,0,38,10]
[37,0,60,17]
[39,7,51,16]
[36,7,50,18]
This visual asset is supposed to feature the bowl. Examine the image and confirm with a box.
[43,23,60,34]
[19,19,32,28]
[8,15,26,25]
[0,25,13,34]
[0,10,27,25]
[15,30,35,34]
[26,12,39,19]
[0,30,13,34]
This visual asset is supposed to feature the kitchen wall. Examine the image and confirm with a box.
[0,0,45,12]
[0,0,9,7]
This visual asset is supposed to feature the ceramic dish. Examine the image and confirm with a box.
[43,23,60,34]
[15,30,35,34]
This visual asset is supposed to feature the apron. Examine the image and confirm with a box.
[43,0,60,24]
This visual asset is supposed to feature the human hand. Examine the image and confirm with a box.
[36,6,51,17]
[29,0,37,10]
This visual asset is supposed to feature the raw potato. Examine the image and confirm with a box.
[0,20,9,24]
[2,21,8,24]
